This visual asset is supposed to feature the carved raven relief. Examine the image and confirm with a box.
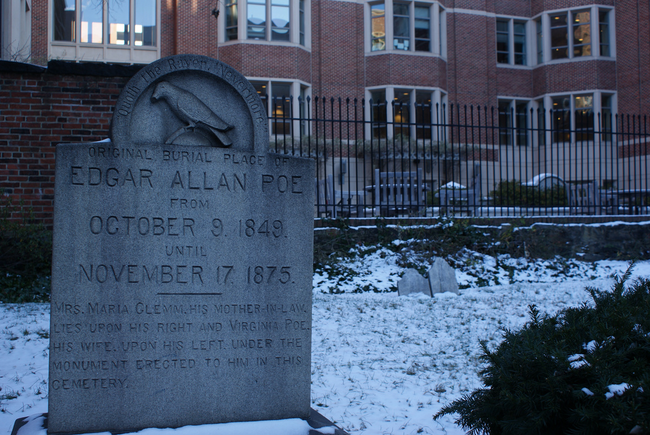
[151,81,234,147]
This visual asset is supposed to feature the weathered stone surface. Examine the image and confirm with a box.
[109,54,268,151]
[49,55,314,434]
[398,269,431,297]
[428,258,459,295]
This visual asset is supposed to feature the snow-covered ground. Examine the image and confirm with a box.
[2,242,650,435]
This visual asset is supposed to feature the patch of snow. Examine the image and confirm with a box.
[605,383,630,399]
[583,340,598,352]
[582,388,594,396]
[2,243,650,435]
[568,354,590,369]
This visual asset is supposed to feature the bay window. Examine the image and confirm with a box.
[222,0,307,46]
[496,18,527,65]
[535,92,616,143]
[368,87,446,139]
[498,100,530,145]
[51,0,158,62]
[536,6,613,64]
[251,80,310,136]
[368,0,445,56]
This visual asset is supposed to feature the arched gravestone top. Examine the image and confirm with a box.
[110,54,268,152]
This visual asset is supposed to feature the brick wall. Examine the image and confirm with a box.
[0,66,133,227]
[532,60,617,96]
[31,0,48,65]
[365,54,447,89]
[312,0,365,101]
[447,12,496,107]
[218,44,312,84]
[175,0,219,59]
[616,0,650,116]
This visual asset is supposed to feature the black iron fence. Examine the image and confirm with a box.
[265,96,650,218]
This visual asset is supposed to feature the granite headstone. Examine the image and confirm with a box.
[397,269,431,297]
[428,257,459,295]
[49,55,315,434]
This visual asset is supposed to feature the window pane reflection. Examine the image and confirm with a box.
[271,0,290,41]
[81,0,103,43]
[54,0,76,41]
[414,6,429,51]
[371,4,385,51]
[393,3,409,50]
[247,0,266,39]
[109,0,130,45]
[135,0,156,46]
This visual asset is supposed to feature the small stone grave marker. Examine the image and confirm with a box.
[428,257,459,295]
[48,55,314,434]
[397,269,431,297]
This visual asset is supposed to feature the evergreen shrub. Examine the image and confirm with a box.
[491,180,568,207]
[434,270,650,435]
[0,193,52,302]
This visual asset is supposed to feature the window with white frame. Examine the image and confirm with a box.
[368,1,445,56]
[251,80,310,136]
[223,0,306,46]
[368,87,446,139]
[1,0,31,61]
[536,7,613,64]
[535,18,542,64]
[498,99,530,145]
[496,18,526,65]
[51,0,158,62]
[536,92,615,143]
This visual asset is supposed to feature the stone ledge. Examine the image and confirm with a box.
[0,60,46,73]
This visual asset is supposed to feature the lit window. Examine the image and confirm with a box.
[552,96,571,142]
[574,94,593,141]
[369,2,443,55]
[368,87,446,139]
[394,89,411,136]
[572,10,590,57]
[251,80,310,136]
[550,12,568,59]
[541,7,612,63]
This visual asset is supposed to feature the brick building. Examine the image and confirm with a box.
[1,0,649,223]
